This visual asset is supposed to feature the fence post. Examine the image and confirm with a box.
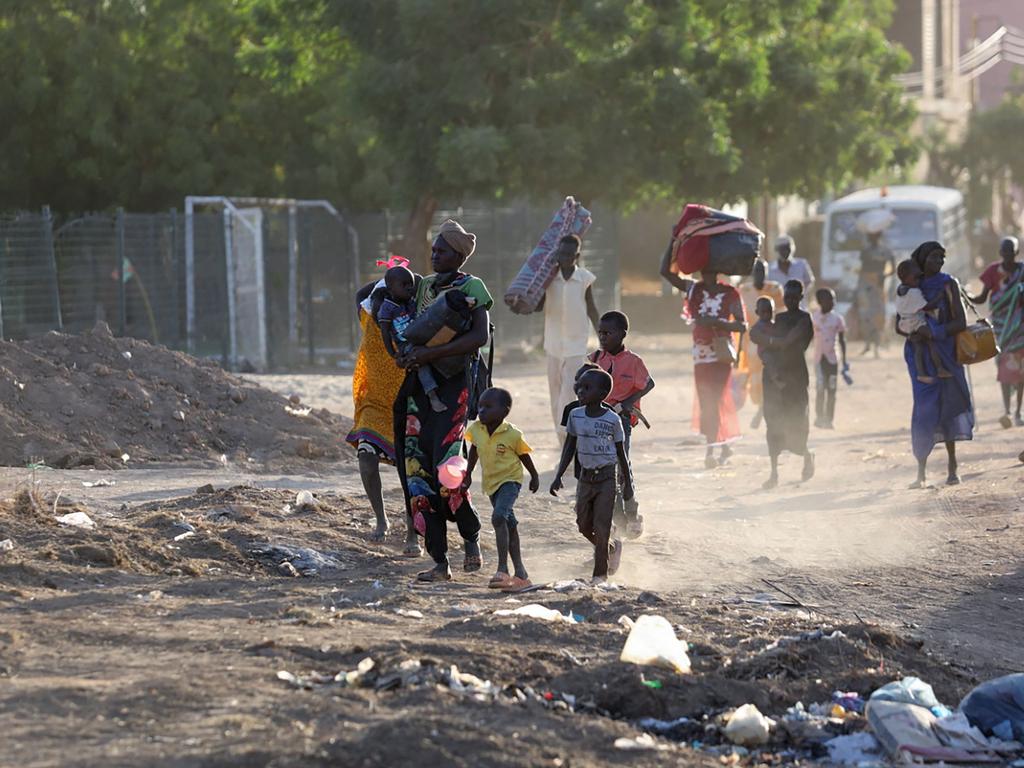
[184,198,195,353]
[170,208,180,346]
[42,206,64,331]
[301,216,314,365]
[116,207,126,336]
[223,207,237,369]
[288,205,298,349]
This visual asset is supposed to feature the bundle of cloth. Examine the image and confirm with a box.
[671,204,764,276]
[504,196,592,314]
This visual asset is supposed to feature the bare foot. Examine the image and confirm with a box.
[718,445,733,466]
[403,539,423,557]
[704,453,717,470]
[762,473,779,490]
[369,523,389,543]
[946,473,961,486]
[801,452,815,481]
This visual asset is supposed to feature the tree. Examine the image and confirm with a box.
[0,0,352,211]
[330,0,916,262]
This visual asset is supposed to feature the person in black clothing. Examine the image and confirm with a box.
[750,280,815,489]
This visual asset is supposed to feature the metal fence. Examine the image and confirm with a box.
[0,200,622,369]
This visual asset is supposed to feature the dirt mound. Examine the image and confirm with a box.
[0,485,388,589]
[0,323,352,469]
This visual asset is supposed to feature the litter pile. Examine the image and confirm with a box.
[0,322,352,469]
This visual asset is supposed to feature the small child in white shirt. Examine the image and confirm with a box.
[895,259,950,384]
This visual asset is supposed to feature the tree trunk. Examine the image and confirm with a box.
[403,194,438,274]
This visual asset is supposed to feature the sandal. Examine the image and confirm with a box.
[463,554,483,573]
[488,571,513,589]
[501,576,533,593]
[416,565,452,582]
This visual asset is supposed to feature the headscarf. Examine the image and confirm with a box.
[911,241,944,272]
[438,219,476,259]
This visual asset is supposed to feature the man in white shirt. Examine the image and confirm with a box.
[768,234,815,308]
[537,235,601,438]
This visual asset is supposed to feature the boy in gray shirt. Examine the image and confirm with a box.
[550,369,634,582]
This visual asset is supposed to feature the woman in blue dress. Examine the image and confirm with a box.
[897,241,973,487]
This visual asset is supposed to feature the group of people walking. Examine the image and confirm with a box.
[345,217,1024,585]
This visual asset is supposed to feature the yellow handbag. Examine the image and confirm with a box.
[947,284,1000,365]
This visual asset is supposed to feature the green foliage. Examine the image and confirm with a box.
[933,96,1024,224]
[0,0,915,213]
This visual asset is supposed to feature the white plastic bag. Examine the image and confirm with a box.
[856,208,895,235]
[55,512,96,529]
[493,604,578,623]
[619,615,691,673]
[724,703,774,746]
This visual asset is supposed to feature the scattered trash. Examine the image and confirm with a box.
[642,679,663,689]
[278,562,300,578]
[395,609,424,619]
[81,479,115,488]
[619,615,692,673]
[249,543,344,577]
[960,673,1024,742]
[55,511,96,529]
[122,350,132,360]
[444,664,498,700]
[765,628,847,651]
[637,715,693,734]
[866,699,1002,763]
[871,676,951,717]
[173,531,195,542]
[137,589,164,602]
[560,649,585,666]
[724,703,774,746]
[552,579,589,592]
[0,538,14,552]
[493,604,579,623]
[285,404,312,417]
[825,732,884,764]
[832,691,866,714]
[294,490,317,510]
[172,410,185,422]
[172,521,196,533]
[614,733,670,751]
[121,453,130,463]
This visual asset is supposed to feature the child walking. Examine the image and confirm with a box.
[895,259,951,384]
[550,368,634,583]
[377,265,447,412]
[811,288,848,429]
[589,311,653,538]
[751,297,787,391]
[464,387,539,592]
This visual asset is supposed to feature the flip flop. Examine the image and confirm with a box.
[416,565,452,582]
[501,577,534,593]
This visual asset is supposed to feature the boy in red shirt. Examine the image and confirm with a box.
[590,311,655,538]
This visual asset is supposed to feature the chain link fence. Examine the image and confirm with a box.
[0,200,622,369]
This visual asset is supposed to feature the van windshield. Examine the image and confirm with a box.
[828,208,939,251]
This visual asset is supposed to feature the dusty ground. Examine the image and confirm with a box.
[1,334,1022,767]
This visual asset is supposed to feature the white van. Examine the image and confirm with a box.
[820,185,970,304]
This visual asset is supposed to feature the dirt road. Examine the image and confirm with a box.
[1,335,1021,766]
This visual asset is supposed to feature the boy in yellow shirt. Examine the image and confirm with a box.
[464,387,539,592]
